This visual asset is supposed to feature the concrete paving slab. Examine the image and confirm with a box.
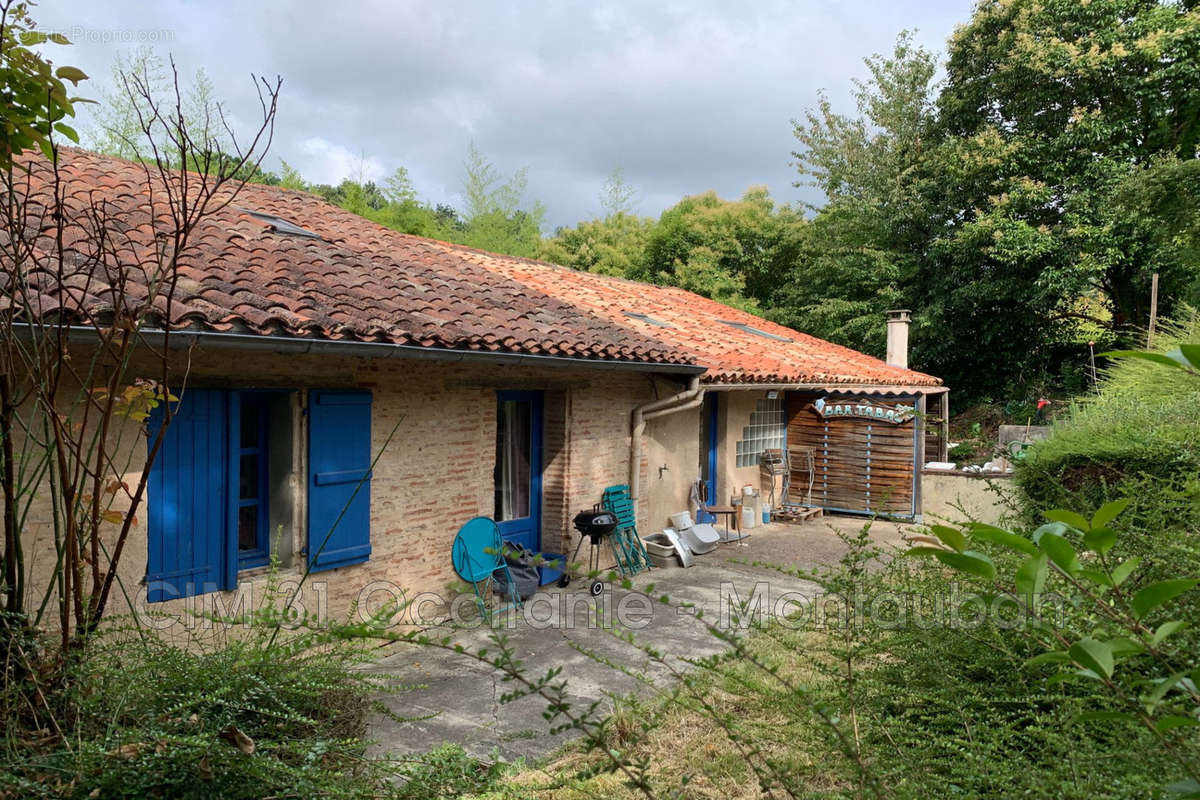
[367,516,911,763]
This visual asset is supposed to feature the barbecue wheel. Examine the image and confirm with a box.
[557,574,571,588]
[589,580,604,597]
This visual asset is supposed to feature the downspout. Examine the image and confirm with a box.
[629,376,703,514]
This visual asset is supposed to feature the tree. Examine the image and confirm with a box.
[792,7,1200,400]
[89,47,258,180]
[89,47,166,159]
[383,166,417,206]
[1114,157,1200,307]
[536,212,656,278]
[928,0,1200,381]
[787,31,939,360]
[767,202,902,357]
[599,166,639,217]
[0,0,88,167]
[458,142,545,257]
[792,30,938,214]
[278,158,306,190]
[640,187,805,311]
[0,48,280,651]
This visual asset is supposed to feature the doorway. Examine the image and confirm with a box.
[494,390,543,551]
[698,393,718,523]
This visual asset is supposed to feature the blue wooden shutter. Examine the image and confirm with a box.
[146,389,232,602]
[307,390,372,572]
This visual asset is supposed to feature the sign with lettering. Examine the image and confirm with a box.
[812,396,914,424]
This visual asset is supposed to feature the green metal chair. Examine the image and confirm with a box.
[601,485,652,577]
[452,517,521,620]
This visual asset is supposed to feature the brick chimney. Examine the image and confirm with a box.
[886,309,911,369]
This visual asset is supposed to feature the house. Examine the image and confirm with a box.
[6,149,944,623]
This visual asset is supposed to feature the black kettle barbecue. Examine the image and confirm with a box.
[559,508,618,595]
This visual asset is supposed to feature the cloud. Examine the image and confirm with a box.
[37,0,973,228]
[296,137,385,186]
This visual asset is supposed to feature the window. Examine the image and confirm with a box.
[735,396,787,468]
[718,320,793,342]
[236,207,323,239]
[494,397,533,522]
[236,393,271,570]
[146,388,372,602]
[622,310,674,328]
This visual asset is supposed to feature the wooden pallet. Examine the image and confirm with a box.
[771,506,823,524]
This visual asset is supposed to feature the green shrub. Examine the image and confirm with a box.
[1015,309,1200,550]
[390,744,511,799]
[947,441,975,462]
[0,608,395,798]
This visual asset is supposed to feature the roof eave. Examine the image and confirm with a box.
[11,324,706,376]
[701,381,947,394]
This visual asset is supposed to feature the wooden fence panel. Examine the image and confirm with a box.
[786,392,918,516]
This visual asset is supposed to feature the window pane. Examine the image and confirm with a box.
[240,397,260,448]
[238,505,259,551]
[494,400,531,521]
[239,455,258,499]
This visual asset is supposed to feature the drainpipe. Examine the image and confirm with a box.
[629,376,702,513]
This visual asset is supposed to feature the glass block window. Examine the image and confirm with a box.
[735,396,786,468]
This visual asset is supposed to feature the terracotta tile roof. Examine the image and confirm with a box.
[465,253,942,386]
[8,148,692,367]
[10,148,941,387]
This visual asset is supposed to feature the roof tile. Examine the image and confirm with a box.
[14,149,939,386]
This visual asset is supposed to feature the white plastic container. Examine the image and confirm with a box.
[741,505,756,530]
[669,511,694,530]
[741,487,760,528]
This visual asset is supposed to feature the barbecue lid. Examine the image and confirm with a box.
[573,509,618,533]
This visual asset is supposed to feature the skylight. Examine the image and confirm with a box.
[623,310,674,328]
[719,320,793,342]
[237,208,323,240]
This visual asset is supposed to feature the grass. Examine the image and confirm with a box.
[460,537,1185,800]
[476,628,849,799]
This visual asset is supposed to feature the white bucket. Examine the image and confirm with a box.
[669,511,694,530]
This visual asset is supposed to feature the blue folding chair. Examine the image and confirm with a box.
[451,516,522,620]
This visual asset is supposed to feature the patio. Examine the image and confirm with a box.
[367,515,911,762]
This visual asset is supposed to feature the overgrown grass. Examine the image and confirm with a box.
[478,526,1189,799]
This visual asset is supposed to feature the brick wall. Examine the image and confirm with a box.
[14,347,675,632]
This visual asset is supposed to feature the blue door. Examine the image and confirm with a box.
[697,394,719,523]
[494,391,543,551]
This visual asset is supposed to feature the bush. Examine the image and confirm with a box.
[947,441,975,462]
[390,744,510,799]
[0,603,396,798]
[1014,309,1200,554]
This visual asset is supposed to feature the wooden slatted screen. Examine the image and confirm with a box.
[786,392,917,517]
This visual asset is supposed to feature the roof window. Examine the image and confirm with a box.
[719,320,793,342]
[623,310,674,328]
[237,208,323,239]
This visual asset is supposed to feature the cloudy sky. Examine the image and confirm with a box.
[38,1,973,229]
